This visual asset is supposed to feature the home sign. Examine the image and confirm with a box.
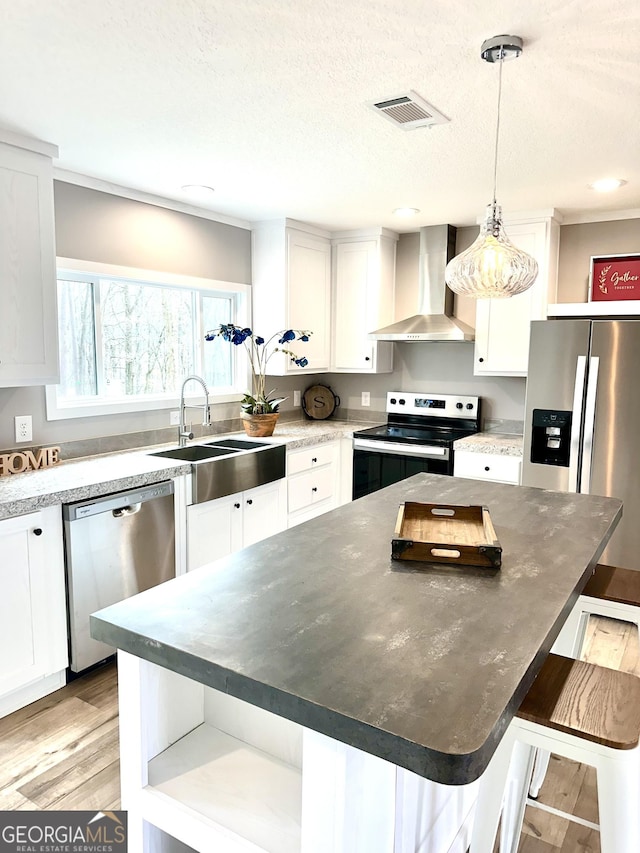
[590,254,640,302]
[0,446,61,477]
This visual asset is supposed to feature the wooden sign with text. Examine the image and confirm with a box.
[590,254,640,301]
[0,446,61,477]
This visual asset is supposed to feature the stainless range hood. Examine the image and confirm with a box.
[370,224,475,342]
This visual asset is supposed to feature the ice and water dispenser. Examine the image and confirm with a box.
[530,409,572,467]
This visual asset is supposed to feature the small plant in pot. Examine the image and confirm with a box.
[205,324,312,436]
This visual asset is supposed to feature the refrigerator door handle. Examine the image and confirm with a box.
[568,356,587,493]
[580,356,600,494]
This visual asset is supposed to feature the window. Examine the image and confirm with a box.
[46,260,250,420]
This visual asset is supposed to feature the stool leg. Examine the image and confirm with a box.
[551,603,589,657]
[597,752,640,853]
[499,740,535,853]
[528,748,550,799]
[469,731,516,853]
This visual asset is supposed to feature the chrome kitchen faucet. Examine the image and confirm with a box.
[179,375,211,446]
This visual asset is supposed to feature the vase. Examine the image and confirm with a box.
[241,412,279,437]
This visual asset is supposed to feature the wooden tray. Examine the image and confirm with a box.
[391,502,502,569]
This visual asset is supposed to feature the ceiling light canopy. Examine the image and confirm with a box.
[445,35,539,300]
[393,207,421,217]
[589,178,627,192]
[181,184,216,199]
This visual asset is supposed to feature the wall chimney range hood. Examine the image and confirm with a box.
[370,224,475,342]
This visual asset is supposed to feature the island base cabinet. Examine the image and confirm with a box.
[117,652,478,853]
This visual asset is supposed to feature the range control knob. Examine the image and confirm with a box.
[399,398,406,405]
[456,402,463,410]
[390,397,397,405]
[466,403,474,410]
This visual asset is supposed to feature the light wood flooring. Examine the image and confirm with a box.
[0,616,638,852]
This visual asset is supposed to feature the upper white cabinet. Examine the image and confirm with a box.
[473,211,561,377]
[0,132,59,387]
[252,219,331,375]
[331,229,397,373]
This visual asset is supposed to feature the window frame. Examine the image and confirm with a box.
[46,258,251,421]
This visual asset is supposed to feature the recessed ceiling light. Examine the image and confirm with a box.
[588,178,627,192]
[181,184,215,198]
[393,207,421,217]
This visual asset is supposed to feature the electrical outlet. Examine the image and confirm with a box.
[169,410,181,426]
[361,392,371,407]
[15,415,33,443]
[293,390,301,407]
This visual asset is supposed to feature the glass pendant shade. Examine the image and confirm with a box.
[445,203,539,299]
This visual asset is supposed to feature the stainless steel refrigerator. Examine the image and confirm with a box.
[522,319,640,570]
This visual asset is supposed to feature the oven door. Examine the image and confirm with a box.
[352,439,451,500]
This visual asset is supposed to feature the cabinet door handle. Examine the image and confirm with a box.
[33,527,43,536]
[311,457,317,463]
[484,466,490,472]
[234,502,241,509]
[312,487,318,492]
[246,499,253,505]
[478,357,485,363]
[365,356,370,362]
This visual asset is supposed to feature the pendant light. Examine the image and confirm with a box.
[445,35,538,299]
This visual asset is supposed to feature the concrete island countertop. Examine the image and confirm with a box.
[0,420,365,520]
[454,432,524,457]
[91,473,622,786]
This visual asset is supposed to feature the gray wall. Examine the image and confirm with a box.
[0,183,252,449]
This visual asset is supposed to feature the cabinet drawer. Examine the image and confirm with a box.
[287,443,337,475]
[454,451,522,485]
[288,465,335,514]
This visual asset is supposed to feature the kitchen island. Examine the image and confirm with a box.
[92,473,622,853]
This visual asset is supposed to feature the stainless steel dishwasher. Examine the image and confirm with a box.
[63,480,175,674]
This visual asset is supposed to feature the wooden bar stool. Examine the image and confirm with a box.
[529,563,640,798]
[469,653,640,853]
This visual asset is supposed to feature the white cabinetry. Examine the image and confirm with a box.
[287,442,340,527]
[252,219,331,375]
[454,451,521,485]
[0,132,59,387]
[473,211,561,377]
[187,479,286,571]
[118,653,477,853]
[331,229,397,373]
[0,507,68,718]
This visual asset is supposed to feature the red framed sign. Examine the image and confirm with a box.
[590,254,640,301]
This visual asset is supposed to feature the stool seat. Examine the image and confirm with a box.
[582,563,640,607]
[518,653,640,749]
[470,654,640,853]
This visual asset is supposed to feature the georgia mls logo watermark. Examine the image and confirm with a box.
[0,811,127,852]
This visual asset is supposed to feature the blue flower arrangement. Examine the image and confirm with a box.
[205,324,312,414]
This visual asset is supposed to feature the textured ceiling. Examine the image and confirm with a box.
[1,0,639,231]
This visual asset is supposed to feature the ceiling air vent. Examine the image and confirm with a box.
[369,90,449,130]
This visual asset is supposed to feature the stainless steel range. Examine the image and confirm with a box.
[352,391,481,499]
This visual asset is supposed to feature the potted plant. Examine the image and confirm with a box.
[205,324,312,436]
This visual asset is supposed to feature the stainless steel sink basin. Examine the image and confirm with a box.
[151,445,241,462]
[206,438,269,450]
[150,440,285,503]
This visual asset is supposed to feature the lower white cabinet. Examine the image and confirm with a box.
[287,442,340,527]
[0,506,68,717]
[454,451,522,485]
[187,479,287,571]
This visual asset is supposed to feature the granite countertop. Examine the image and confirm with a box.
[454,432,524,457]
[0,420,366,520]
[91,473,622,786]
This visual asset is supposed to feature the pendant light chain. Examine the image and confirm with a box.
[492,51,504,206]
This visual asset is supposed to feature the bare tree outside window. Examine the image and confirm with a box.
[56,275,237,404]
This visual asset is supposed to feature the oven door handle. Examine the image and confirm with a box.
[353,439,449,459]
